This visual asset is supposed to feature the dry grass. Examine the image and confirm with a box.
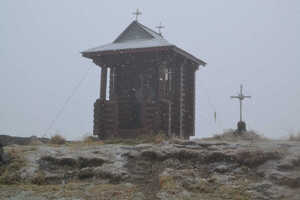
[104,132,167,145]
[0,182,135,199]
[203,129,267,142]
[31,171,47,185]
[28,136,44,145]
[50,134,66,145]
[217,184,251,200]
[82,135,104,145]
[159,175,177,190]
[83,135,98,143]
[158,173,251,200]
[0,148,25,184]
[216,178,252,200]
[66,131,167,147]
[66,135,104,149]
[153,132,167,144]
[70,133,159,148]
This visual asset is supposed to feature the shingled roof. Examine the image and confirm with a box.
[82,21,206,66]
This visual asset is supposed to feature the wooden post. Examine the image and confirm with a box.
[192,67,196,136]
[168,101,172,137]
[100,67,107,100]
[179,59,186,139]
[110,67,116,100]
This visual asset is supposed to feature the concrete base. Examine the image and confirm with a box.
[236,121,247,134]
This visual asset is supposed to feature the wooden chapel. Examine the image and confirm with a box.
[81,19,206,139]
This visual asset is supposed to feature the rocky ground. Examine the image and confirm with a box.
[0,136,300,200]
[0,135,49,146]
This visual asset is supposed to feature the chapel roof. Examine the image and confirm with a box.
[82,20,206,66]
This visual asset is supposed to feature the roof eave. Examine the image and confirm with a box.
[172,46,206,67]
[81,45,174,58]
[82,46,207,69]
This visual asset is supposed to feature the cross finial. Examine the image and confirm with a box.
[132,9,142,21]
[156,22,165,35]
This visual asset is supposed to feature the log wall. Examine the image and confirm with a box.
[92,50,198,139]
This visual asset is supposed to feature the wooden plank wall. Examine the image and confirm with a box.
[93,51,197,139]
[181,61,196,138]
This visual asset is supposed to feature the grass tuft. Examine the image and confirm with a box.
[202,129,267,142]
[159,175,177,190]
[0,150,25,185]
[104,132,167,145]
[50,134,66,145]
[82,135,104,145]
[31,171,47,185]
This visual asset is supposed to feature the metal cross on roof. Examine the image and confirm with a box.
[132,9,142,21]
[231,84,251,122]
[156,22,165,35]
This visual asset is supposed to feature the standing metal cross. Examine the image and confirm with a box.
[156,22,165,35]
[231,84,251,122]
[132,9,142,21]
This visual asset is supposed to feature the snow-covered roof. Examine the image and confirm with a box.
[83,21,172,53]
[82,21,206,66]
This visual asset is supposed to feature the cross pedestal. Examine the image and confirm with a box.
[237,121,247,133]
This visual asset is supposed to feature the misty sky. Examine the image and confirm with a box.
[1,0,299,140]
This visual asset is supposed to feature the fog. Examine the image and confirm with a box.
[1,0,299,140]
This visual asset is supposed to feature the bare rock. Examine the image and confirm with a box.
[1,140,300,200]
[235,150,282,167]
[39,155,105,170]
[214,164,231,173]
[277,156,300,171]
[94,164,129,183]
[270,172,300,188]
[78,167,95,179]
[0,135,49,146]
[132,192,146,200]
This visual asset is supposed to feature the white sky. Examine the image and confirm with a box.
[1,0,299,140]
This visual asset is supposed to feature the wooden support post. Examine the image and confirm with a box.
[179,59,187,139]
[192,67,196,136]
[168,101,172,137]
[100,67,107,100]
[110,67,116,100]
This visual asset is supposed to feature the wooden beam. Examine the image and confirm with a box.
[179,59,187,138]
[100,67,107,100]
